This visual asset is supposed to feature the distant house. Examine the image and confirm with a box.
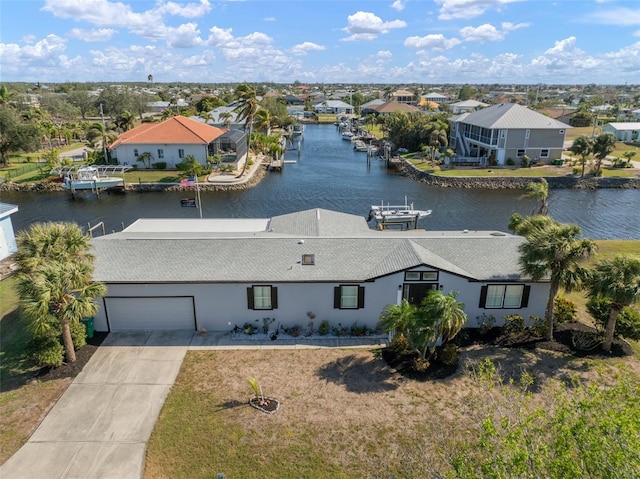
[631,109,640,120]
[109,116,229,168]
[284,94,304,105]
[366,100,419,116]
[602,123,640,142]
[195,106,243,129]
[360,99,386,115]
[313,100,354,115]
[423,92,450,104]
[90,209,549,332]
[449,103,570,165]
[391,89,416,105]
[0,203,19,261]
[450,100,489,115]
[146,100,189,113]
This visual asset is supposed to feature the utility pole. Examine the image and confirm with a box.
[100,103,108,162]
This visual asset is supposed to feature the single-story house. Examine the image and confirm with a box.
[450,100,489,115]
[109,116,229,169]
[0,203,19,261]
[360,99,386,115]
[449,103,571,165]
[146,100,189,113]
[313,100,354,115]
[602,122,640,142]
[366,100,419,116]
[90,209,549,333]
[422,92,450,104]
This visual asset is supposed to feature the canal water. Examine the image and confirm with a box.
[2,124,639,239]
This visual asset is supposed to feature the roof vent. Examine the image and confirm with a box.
[490,232,506,236]
[462,229,469,233]
[302,254,315,265]
[298,239,305,244]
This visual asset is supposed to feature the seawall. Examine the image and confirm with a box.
[398,162,640,189]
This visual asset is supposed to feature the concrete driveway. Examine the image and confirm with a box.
[0,331,192,479]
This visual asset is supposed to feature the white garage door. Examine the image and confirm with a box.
[105,296,196,331]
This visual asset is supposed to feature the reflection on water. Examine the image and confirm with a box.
[2,124,639,239]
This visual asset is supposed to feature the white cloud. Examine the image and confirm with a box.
[391,0,405,12]
[341,11,406,41]
[434,0,523,20]
[460,24,504,42]
[377,50,393,58]
[404,33,461,50]
[584,7,640,26]
[501,21,529,31]
[264,16,276,22]
[166,23,203,48]
[634,29,640,37]
[0,34,66,67]
[291,42,326,56]
[155,0,212,18]
[545,36,578,55]
[68,28,117,42]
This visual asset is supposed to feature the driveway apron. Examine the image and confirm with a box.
[0,331,192,479]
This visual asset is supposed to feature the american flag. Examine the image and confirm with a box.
[180,176,196,187]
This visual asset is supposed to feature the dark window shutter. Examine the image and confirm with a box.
[479,286,487,308]
[521,285,530,308]
[357,286,365,309]
[271,287,278,309]
[334,287,341,308]
[247,287,254,309]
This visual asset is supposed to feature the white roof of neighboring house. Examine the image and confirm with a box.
[452,100,488,108]
[91,209,532,284]
[604,122,640,131]
[450,103,570,129]
[313,100,353,108]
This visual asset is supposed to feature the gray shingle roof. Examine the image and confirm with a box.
[92,209,530,284]
[451,103,570,129]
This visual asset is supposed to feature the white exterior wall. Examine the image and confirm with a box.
[111,143,208,168]
[94,273,549,332]
[0,215,18,261]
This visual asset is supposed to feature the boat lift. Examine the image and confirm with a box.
[50,165,133,199]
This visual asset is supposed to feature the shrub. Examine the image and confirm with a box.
[521,155,531,167]
[529,315,548,337]
[554,296,577,324]
[506,158,515,166]
[350,321,367,336]
[152,162,166,169]
[439,343,458,365]
[317,320,330,336]
[28,334,64,368]
[390,333,410,354]
[412,357,430,372]
[572,167,581,175]
[477,313,496,334]
[586,296,640,340]
[69,320,87,349]
[503,314,525,334]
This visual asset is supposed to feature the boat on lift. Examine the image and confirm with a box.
[368,198,432,229]
[341,131,354,141]
[61,166,129,191]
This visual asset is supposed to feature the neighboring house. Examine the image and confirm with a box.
[284,94,304,105]
[423,92,450,104]
[391,89,416,105]
[450,100,489,115]
[449,103,570,165]
[109,116,227,168]
[537,106,577,125]
[90,208,549,333]
[0,203,19,261]
[631,109,640,120]
[195,106,243,129]
[313,100,354,115]
[146,100,189,113]
[366,100,419,116]
[360,99,386,115]
[602,122,640,142]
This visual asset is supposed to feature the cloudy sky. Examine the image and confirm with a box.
[1,0,639,84]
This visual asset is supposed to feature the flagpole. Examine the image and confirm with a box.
[195,174,202,218]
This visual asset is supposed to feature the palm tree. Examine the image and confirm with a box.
[428,128,448,160]
[622,150,637,167]
[86,121,118,151]
[570,135,594,177]
[588,256,640,352]
[234,83,258,177]
[219,111,232,129]
[15,222,106,363]
[253,108,271,135]
[115,109,135,132]
[592,132,617,176]
[379,299,417,338]
[521,178,549,215]
[516,217,596,340]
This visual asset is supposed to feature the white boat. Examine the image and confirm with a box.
[368,199,432,229]
[63,166,125,191]
[341,131,354,141]
[353,140,368,152]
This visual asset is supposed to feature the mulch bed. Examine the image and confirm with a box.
[382,322,633,380]
[36,332,108,382]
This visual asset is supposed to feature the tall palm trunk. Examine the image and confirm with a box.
[545,281,559,341]
[603,308,620,352]
[61,320,77,363]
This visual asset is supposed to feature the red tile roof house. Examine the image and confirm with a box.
[109,116,246,169]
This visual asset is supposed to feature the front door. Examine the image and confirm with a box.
[403,283,437,305]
